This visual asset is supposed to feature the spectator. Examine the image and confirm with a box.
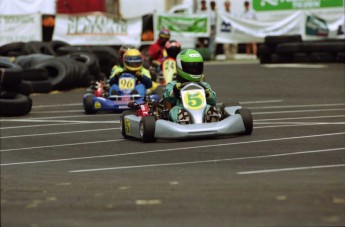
[209,1,217,60]
[196,0,209,48]
[222,0,238,60]
[241,1,257,58]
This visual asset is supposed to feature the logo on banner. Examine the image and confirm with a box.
[254,0,343,11]
[305,15,329,37]
[221,21,232,33]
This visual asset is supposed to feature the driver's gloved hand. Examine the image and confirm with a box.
[205,88,211,98]
[135,71,143,80]
[173,82,182,98]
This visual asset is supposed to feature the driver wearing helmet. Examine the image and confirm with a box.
[109,44,151,84]
[109,48,152,98]
[148,28,170,64]
[163,39,181,60]
[163,49,218,124]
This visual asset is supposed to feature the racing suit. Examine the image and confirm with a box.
[163,80,217,122]
[148,41,167,63]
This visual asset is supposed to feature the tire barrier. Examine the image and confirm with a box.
[0,91,32,116]
[259,35,345,64]
[0,66,32,116]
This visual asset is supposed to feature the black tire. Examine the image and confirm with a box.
[0,68,22,89]
[139,116,157,143]
[48,40,70,55]
[0,93,32,116]
[336,52,345,63]
[220,101,240,120]
[23,80,53,93]
[308,52,335,63]
[271,53,293,63]
[16,81,33,96]
[0,59,22,69]
[264,35,302,45]
[15,54,54,68]
[21,68,49,81]
[23,41,55,55]
[235,108,253,135]
[302,42,345,53]
[65,52,102,80]
[293,52,309,63]
[0,42,25,56]
[276,42,302,53]
[32,58,71,90]
[120,110,137,139]
[83,94,97,114]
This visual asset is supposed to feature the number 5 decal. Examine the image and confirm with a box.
[183,91,206,110]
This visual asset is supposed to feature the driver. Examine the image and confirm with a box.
[163,49,218,124]
[109,48,152,98]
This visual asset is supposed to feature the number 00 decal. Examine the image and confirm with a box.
[182,91,206,110]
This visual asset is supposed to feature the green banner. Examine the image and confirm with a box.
[253,0,344,11]
[157,15,208,33]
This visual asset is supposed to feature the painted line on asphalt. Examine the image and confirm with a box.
[249,103,345,110]
[29,99,283,111]
[0,121,119,130]
[262,64,328,68]
[1,132,344,166]
[0,139,124,152]
[237,164,345,175]
[254,115,345,122]
[69,148,345,173]
[0,128,120,139]
[252,108,345,115]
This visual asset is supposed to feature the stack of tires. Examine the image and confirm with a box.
[0,60,32,116]
[0,41,119,92]
[259,35,345,64]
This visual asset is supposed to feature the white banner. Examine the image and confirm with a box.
[52,12,143,46]
[216,11,345,43]
[0,0,56,15]
[0,14,42,46]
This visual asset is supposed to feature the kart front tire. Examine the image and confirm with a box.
[220,101,240,120]
[120,110,136,139]
[84,95,97,114]
[236,108,253,135]
[140,116,157,143]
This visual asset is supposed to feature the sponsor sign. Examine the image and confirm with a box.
[0,14,42,46]
[156,14,209,37]
[254,0,344,11]
[53,12,142,45]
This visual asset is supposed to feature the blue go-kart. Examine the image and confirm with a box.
[83,73,159,114]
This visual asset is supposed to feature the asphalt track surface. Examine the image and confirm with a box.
[1,62,344,227]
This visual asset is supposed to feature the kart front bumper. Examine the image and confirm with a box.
[124,114,246,140]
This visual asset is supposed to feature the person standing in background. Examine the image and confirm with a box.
[241,1,257,58]
[196,0,209,48]
[222,0,237,60]
[209,1,217,60]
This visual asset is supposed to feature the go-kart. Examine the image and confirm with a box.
[83,73,159,114]
[120,82,253,142]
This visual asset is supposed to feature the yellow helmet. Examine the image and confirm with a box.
[123,49,142,72]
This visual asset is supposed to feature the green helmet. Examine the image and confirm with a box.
[176,49,204,82]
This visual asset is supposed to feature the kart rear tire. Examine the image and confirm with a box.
[120,110,136,139]
[84,95,97,114]
[140,116,157,143]
[236,108,253,135]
